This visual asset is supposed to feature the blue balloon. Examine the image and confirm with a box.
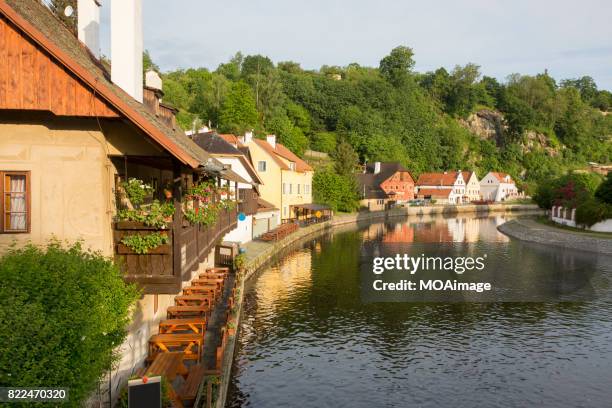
[238,212,246,221]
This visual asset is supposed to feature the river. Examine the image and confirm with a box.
[227,214,612,407]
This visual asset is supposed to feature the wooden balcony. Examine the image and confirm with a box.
[114,207,238,294]
[238,188,258,216]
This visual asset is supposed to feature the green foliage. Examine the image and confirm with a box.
[311,132,337,153]
[313,168,359,212]
[121,232,169,254]
[219,81,259,133]
[0,242,139,407]
[576,198,612,226]
[266,109,309,156]
[117,200,174,229]
[379,46,415,87]
[332,140,359,177]
[233,253,247,272]
[533,171,602,209]
[143,50,160,73]
[46,0,77,32]
[595,172,612,204]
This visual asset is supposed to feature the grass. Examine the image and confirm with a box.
[535,216,612,239]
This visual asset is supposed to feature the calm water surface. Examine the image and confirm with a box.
[227,215,612,408]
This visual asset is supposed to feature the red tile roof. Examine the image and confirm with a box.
[218,134,242,147]
[416,172,459,186]
[489,172,514,183]
[461,171,474,183]
[252,139,313,172]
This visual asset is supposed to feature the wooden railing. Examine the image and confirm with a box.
[114,207,238,294]
[238,188,258,216]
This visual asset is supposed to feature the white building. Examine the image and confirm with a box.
[416,171,472,204]
[480,172,519,202]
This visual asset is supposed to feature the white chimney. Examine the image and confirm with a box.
[145,70,162,91]
[374,162,381,174]
[266,135,276,149]
[77,0,101,58]
[242,131,253,145]
[111,0,143,103]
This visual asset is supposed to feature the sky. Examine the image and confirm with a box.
[99,0,612,90]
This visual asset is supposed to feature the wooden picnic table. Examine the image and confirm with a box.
[148,333,204,361]
[146,352,189,381]
[174,294,213,307]
[199,272,227,280]
[206,266,230,274]
[159,317,207,335]
[167,305,210,319]
[182,285,217,297]
[192,278,224,290]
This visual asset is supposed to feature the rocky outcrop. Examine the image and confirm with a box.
[460,109,561,156]
[459,109,506,146]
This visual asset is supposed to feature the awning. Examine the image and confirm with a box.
[291,203,331,211]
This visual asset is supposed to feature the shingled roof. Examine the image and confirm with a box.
[416,172,460,186]
[0,0,212,168]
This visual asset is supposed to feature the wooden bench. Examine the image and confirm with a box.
[174,294,213,307]
[148,333,204,361]
[179,365,220,405]
[182,285,216,298]
[167,305,210,319]
[192,277,224,290]
[260,223,299,241]
[159,317,207,335]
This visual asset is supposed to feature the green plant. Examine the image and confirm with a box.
[0,241,139,407]
[233,253,247,272]
[122,178,153,206]
[183,205,218,226]
[121,232,169,254]
[576,198,612,227]
[118,200,175,229]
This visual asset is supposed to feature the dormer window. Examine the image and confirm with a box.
[289,162,296,171]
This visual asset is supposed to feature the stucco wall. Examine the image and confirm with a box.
[0,120,114,255]
[280,169,313,219]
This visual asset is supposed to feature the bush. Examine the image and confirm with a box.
[576,198,612,226]
[0,242,139,407]
[313,168,359,212]
[595,172,612,204]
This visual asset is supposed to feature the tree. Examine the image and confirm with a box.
[0,242,138,407]
[46,0,77,32]
[216,52,243,81]
[266,109,309,156]
[311,132,337,153]
[143,50,159,73]
[313,168,359,212]
[595,172,612,204]
[332,140,359,177]
[219,81,259,133]
[379,46,415,87]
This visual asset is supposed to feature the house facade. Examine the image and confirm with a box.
[241,133,313,221]
[461,171,481,202]
[416,171,469,204]
[357,162,415,210]
[0,1,257,404]
[480,172,519,202]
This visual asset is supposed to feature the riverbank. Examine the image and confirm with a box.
[212,203,540,407]
[498,218,612,255]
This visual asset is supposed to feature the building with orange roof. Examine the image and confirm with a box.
[480,172,519,201]
[239,133,313,220]
[415,171,477,204]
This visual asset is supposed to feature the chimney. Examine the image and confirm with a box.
[111,0,143,103]
[77,0,101,58]
[145,70,163,91]
[242,131,253,145]
[374,162,381,174]
[266,135,276,149]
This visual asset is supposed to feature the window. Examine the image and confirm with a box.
[305,184,310,194]
[289,162,296,171]
[283,183,287,195]
[1,171,30,233]
[283,206,287,216]
[289,184,293,194]
[257,161,267,172]
[297,184,301,195]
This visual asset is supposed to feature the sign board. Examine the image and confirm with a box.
[128,376,161,408]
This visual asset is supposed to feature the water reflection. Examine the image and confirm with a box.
[228,215,612,408]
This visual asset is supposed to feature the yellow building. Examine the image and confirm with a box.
[241,133,313,220]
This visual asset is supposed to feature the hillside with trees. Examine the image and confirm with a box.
[157,47,612,209]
